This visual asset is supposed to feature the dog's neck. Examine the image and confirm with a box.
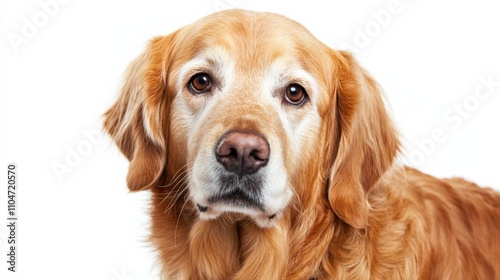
[149,179,350,279]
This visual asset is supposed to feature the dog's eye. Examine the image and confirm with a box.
[285,84,307,105]
[189,73,213,93]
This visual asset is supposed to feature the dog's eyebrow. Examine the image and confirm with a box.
[176,50,236,94]
[177,57,214,87]
[265,63,319,100]
[179,48,232,75]
[181,57,216,72]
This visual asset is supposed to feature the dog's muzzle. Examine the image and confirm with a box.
[197,130,270,211]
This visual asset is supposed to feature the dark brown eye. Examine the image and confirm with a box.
[189,73,212,93]
[285,84,307,105]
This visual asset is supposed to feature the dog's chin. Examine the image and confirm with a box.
[195,189,283,228]
[197,204,282,228]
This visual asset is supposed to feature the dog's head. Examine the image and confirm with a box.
[104,10,399,228]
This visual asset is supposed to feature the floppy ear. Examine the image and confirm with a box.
[103,36,173,191]
[325,51,400,228]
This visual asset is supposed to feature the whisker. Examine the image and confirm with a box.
[165,187,189,213]
[174,194,190,247]
[157,162,195,210]
[158,161,195,188]
[218,213,230,230]
[160,168,192,207]
[288,185,311,224]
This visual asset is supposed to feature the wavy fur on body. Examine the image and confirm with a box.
[104,10,500,279]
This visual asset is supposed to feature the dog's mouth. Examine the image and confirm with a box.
[206,188,264,210]
[212,174,262,204]
[197,174,264,212]
[195,174,280,227]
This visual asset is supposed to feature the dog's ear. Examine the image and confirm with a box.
[324,51,400,228]
[103,36,173,191]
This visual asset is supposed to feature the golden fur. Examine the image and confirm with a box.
[104,10,500,279]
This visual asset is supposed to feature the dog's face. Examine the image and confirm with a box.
[104,10,399,229]
[174,13,334,227]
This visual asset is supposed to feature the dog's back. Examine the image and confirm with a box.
[405,168,500,279]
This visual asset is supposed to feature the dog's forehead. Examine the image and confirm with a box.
[177,10,322,70]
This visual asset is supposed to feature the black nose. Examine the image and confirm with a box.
[216,131,270,176]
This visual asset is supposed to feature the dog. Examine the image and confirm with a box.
[103,9,500,279]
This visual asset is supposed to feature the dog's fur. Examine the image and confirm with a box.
[104,10,500,279]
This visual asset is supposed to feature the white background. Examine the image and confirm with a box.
[1,0,499,279]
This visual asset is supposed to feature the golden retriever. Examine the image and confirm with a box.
[104,9,500,279]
